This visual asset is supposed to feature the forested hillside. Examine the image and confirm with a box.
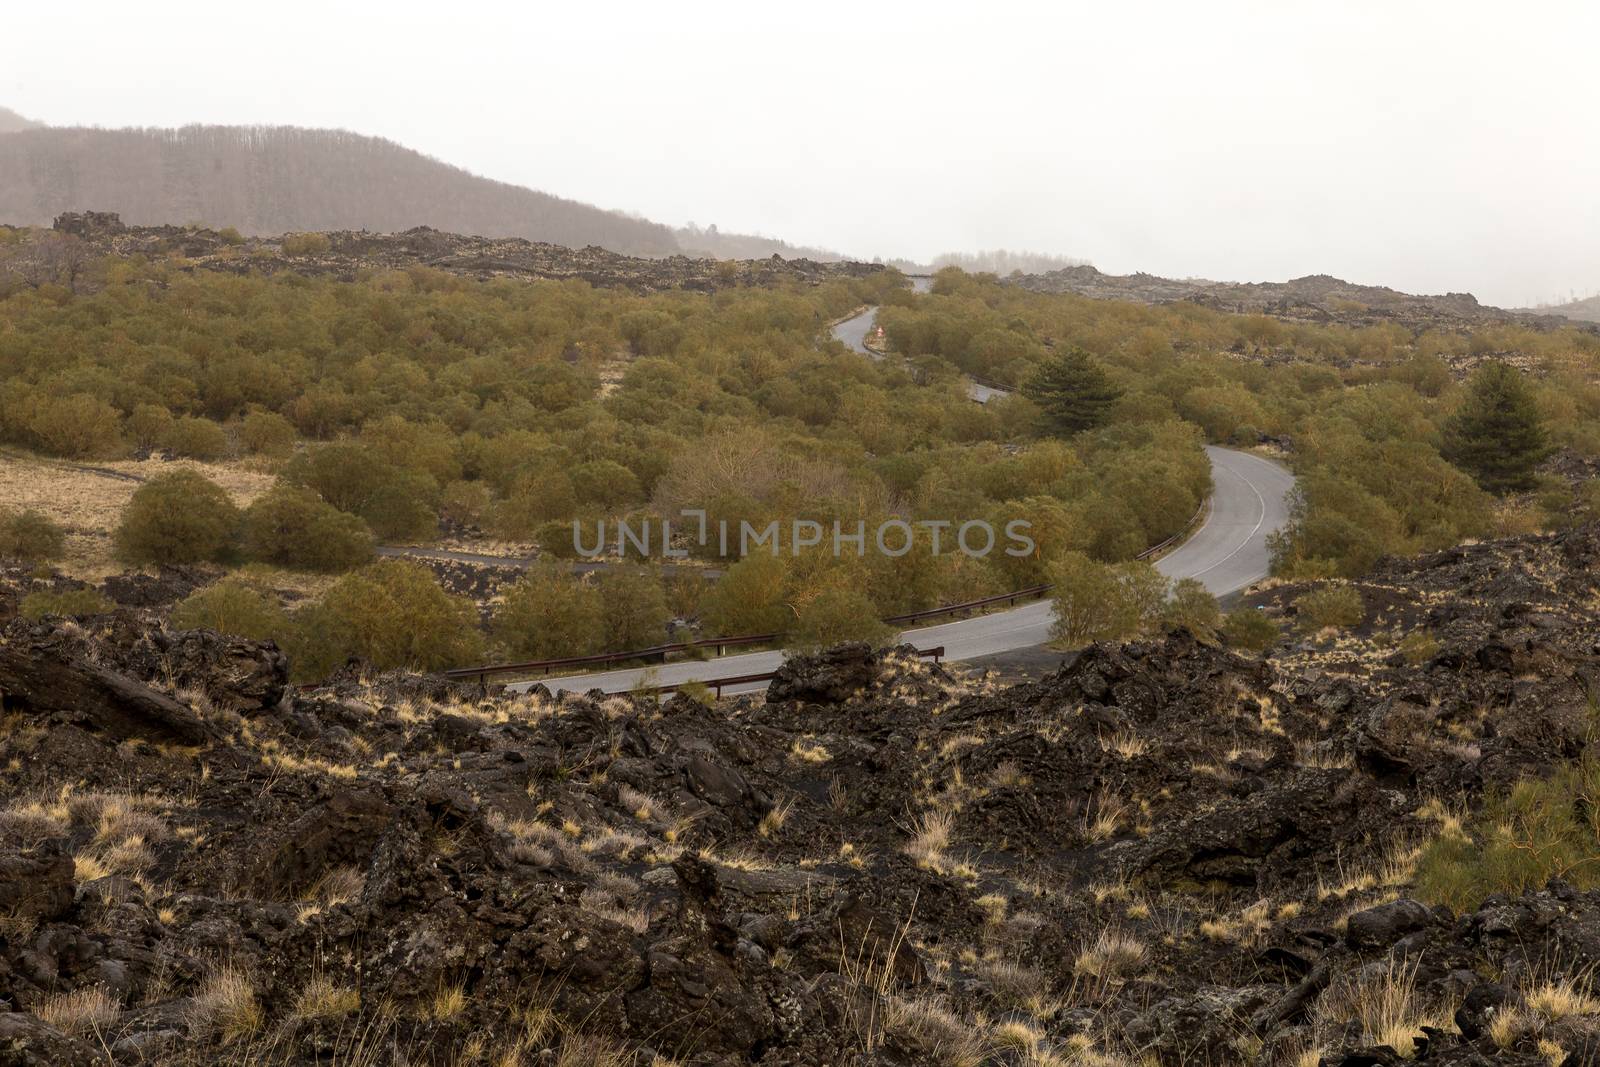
[0,106,41,134]
[0,124,681,255]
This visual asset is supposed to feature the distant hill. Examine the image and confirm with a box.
[29,213,881,295]
[1012,265,1582,332]
[931,249,1090,275]
[0,107,41,134]
[674,223,848,263]
[0,123,681,256]
[1525,294,1600,324]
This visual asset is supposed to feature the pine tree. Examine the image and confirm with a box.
[1023,346,1123,435]
[1441,361,1550,495]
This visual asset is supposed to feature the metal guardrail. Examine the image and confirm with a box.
[883,584,1050,625]
[967,373,1016,394]
[1135,497,1208,561]
[625,646,946,700]
[443,632,779,685]
[445,497,1207,687]
[445,585,1055,686]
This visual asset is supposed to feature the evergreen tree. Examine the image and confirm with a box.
[1023,346,1123,435]
[1442,362,1550,494]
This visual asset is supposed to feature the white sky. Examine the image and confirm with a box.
[6,0,1598,307]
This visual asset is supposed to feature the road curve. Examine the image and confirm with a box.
[518,444,1293,697]
[510,303,1296,696]
[832,306,880,359]
[832,302,999,404]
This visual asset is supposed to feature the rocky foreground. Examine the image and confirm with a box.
[4,527,1600,1065]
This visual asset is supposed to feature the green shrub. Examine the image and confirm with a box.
[490,472,578,538]
[1294,584,1364,631]
[1162,578,1220,640]
[1399,629,1440,665]
[241,485,374,572]
[570,460,642,510]
[114,470,240,565]
[701,553,790,637]
[790,587,891,648]
[217,227,245,246]
[1220,608,1280,652]
[1415,753,1600,911]
[127,404,176,451]
[536,519,582,559]
[20,587,111,619]
[439,480,491,528]
[28,393,123,459]
[492,563,604,660]
[597,567,670,650]
[0,509,66,562]
[292,560,483,680]
[282,232,331,256]
[673,679,717,707]
[165,416,229,460]
[1048,552,1154,648]
[285,444,437,541]
[172,579,289,640]
[1442,360,1551,495]
[238,410,296,457]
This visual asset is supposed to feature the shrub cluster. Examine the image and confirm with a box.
[0,508,66,562]
[114,471,374,572]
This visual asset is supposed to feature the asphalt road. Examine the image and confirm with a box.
[832,306,879,358]
[514,444,1291,697]
[511,296,1295,697]
[832,302,999,405]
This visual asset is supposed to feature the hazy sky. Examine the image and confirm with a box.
[7,1,1598,307]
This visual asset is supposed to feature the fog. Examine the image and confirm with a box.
[6,0,1597,307]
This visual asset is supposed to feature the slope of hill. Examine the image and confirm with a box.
[0,124,681,256]
[27,212,880,295]
[0,106,42,134]
[1528,294,1600,323]
[1012,263,1580,332]
[674,222,849,262]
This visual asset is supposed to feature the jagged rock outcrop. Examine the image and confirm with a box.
[2,524,1600,1063]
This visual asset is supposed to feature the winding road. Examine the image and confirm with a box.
[833,301,1001,404]
[515,302,1295,696]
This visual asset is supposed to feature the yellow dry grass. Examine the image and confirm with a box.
[0,449,275,579]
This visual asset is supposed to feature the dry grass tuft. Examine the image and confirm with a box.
[1314,959,1447,1059]
[989,761,1028,788]
[617,785,660,822]
[291,973,361,1022]
[37,985,120,1035]
[990,1018,1042,1053]
[1074,928,1146,980]
[428,979,468,1022]
[1081,789,1126,843]
[189,967,264,1043]
[553,1033,632,1066]
[1102,731,1148,759]
[903,809,955,871]
[1198,898,1275,947]
[882,994,988,1066]
[758,796,796,838]
[790,739,831,764]
[1524,977,1600,1020]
